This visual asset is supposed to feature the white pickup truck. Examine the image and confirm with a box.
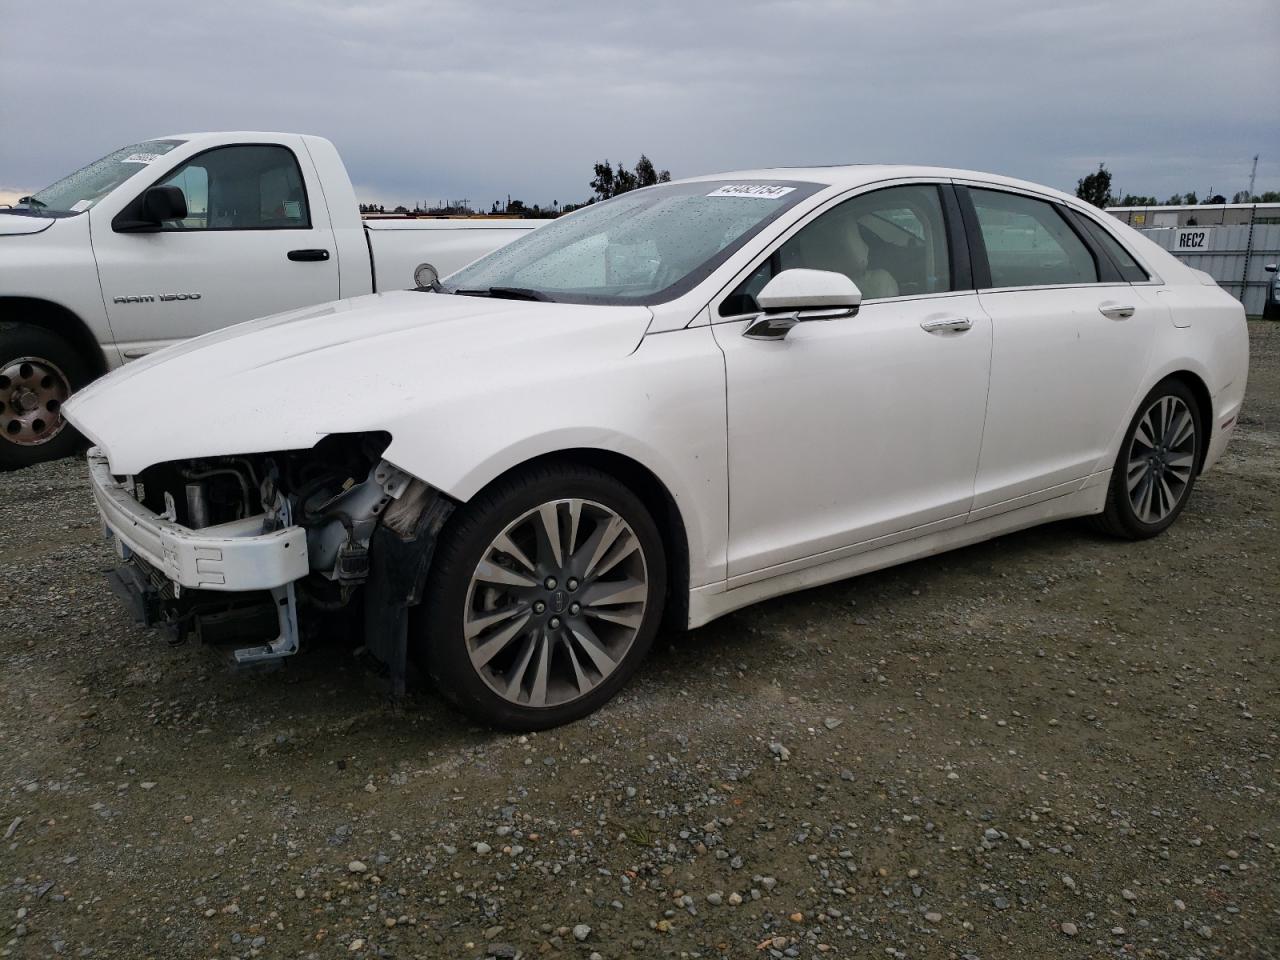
[0,131,541,467]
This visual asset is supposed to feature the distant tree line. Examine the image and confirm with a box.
[362,153,675,218]
[1076,164,1280,209]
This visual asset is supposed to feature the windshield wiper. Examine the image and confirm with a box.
[453,286,553,302]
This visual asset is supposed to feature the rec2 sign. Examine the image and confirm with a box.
[1174,228,1212,251]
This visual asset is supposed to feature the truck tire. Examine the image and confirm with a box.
[0,322,90,470]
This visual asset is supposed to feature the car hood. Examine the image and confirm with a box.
[65,290,654,475]
[0,212,58,236]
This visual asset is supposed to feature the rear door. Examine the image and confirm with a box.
[958,184,1157,517]
[91,138,339,358]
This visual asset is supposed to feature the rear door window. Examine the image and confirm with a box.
[969,188,1098,288]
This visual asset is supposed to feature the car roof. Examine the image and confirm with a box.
[676,165,1085,209]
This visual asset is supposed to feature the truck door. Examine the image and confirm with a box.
[91,140,340,359]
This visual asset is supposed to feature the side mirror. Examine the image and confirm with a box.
[745,269,861,340]
[1265,263,1278,274]
[115,185,187,232]
[142,185,188,223]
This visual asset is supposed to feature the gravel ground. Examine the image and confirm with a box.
[2,322,1277,960]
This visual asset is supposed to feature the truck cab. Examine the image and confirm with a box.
[0,132,540,467]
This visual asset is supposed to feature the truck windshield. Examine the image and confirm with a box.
[18,140,185,217]
[440,179,823,305]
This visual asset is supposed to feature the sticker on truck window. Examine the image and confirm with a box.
[122,153,163,164]
[706,184,796,200]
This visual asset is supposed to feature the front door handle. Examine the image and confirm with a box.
[920,316,972,334]
[1099,301,1135,320]
[288,248,330,262]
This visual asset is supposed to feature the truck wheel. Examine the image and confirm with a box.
[417,462,667,731]
[0,322,89,470]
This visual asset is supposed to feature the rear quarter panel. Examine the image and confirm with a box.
[1137,278,1248,471]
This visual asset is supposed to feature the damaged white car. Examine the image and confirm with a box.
[66,167,1248,729]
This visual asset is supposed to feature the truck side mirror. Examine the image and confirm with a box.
[141,186,187,223]
[114,185,188,232]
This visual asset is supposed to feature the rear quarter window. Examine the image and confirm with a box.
[1076,216,1151,282]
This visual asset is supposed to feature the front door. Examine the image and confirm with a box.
[91,140,339,358]
[712,183,991,582]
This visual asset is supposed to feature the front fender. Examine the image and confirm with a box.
[0,213,118,365]
[381,326,729,589]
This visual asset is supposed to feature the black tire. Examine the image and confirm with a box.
[1264,301,1280,321]
[417,462,667,730]
[0,322,90,470]
[1092,377,1203,540]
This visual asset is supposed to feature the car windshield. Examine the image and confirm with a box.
[440,179,823,305]
[17,140,185,216]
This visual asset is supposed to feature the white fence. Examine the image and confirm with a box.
[1137,223,1279,316]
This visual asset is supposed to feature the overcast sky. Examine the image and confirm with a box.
[2,0,1278,209]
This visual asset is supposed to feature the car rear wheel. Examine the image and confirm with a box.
[1093,378,1202,539]
[418,463,666,730]
[0,322,89,470]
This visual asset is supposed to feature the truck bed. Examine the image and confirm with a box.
[363,218,542,291]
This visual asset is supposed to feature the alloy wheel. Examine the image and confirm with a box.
[463,498,649,709]
[0,356,71,446]
[1126,395,1196,524]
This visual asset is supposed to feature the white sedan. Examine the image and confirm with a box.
[65,166,1249,729]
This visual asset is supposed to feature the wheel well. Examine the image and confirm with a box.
[0,297,108,380]
[485,449,691,632]
[1165,371,1213,474]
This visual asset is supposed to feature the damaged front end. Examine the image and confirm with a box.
[90,432,454,693]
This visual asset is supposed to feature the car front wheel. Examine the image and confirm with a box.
[418,463,667,730]
[1094,377,1203,539]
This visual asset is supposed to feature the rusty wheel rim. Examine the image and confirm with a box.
[0,356,71,446]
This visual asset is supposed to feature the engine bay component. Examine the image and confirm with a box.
[104,433,417,666]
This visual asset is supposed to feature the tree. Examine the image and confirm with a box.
[634,154,671,188]
[1262,191,1280,203]
[1204,194,1227,205]
[1075,163,1113,208]
[590,161,616,201]
[1184,191,1198,205]
[1118,194,1157,206]
[1231,190,1252,204]
[590,155,673,201]
[1165,194,1184,206]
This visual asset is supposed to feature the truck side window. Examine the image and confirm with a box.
[154,145,311,231]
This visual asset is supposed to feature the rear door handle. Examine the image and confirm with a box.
[1099,301,1135,320]
[288,248,330,262]
[920,316,972,334]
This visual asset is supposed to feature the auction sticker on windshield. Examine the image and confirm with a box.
[706,184,796,200]
[122,153,163,164]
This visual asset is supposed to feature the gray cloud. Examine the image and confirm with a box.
[3,0,1277,207]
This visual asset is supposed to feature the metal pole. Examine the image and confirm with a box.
[1241,205,1256,314]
